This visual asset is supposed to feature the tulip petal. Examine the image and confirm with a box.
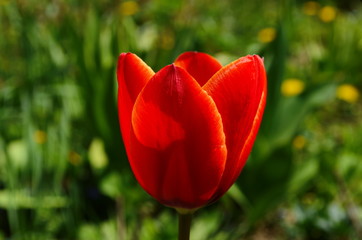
[129,64,227,209]
[117,53,154,152]
[174,51,222,86]
[203,55,267,199]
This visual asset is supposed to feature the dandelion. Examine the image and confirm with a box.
[258,27,276,43]
[302,1,320,16]
[302,193,316,205]
[293,135,307,150]
[160,30,175,50]
[34,130,47,144]
[336,84,359,103]
[319,6,337,23]
[281,78,305,97]
[0,0,9,6]
[69,151,82,166]
[119,1,139,16]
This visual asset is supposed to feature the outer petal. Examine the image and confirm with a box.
[203,55,267,200]
[129,64,227,209]
[174,51,222,86]
[117,53,154,152]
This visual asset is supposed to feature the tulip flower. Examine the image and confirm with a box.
[117,51,267,239]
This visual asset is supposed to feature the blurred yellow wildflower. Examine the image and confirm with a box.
[34,130,47,144]
[293,135,307,150]
[281,78,305,97]
[69,151,82,166]
[319,6,337,22]
[302,193,316,205]
[336,84,360,103]
[258,28,276,43]
[119,1,139,16]
[302,1,320,16]
[160,30,175,50]
[0,0,9,6]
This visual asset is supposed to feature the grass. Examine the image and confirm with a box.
[1,0,362,239]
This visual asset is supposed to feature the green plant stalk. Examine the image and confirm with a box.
[178,212,192,240]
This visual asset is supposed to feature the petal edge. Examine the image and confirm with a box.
[175,51,222,86]
[117,53,154,152]
[203,55,267,199]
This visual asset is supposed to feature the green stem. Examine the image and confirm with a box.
[178,212,193,240]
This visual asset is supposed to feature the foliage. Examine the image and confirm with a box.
[1,0,362,239]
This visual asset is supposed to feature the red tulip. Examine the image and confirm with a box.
[117,52,267,211]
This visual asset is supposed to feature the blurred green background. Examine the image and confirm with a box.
[1,0,362,239]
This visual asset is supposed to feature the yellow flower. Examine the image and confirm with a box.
[302,193,316,205]
[0,0,10,6]
[281,78,305,97]
[302,1,320,16]
[258,28,276,43]
[119,1,139,16]
[160,30,175,50]
[69,151,82,166]
[319,6,337,22]
[293,135,307,150]
[336,84,359,103]
[34,130,47,144]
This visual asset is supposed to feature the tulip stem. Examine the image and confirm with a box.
[178,212,192,240]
